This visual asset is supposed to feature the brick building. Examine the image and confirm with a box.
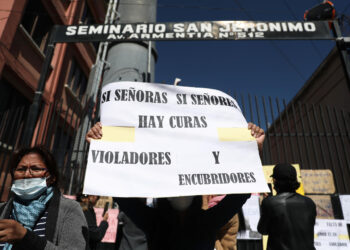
[0,0,107,200]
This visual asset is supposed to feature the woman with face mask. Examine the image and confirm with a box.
[0,146,88,250]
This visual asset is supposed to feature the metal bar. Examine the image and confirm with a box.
[282,99,296,162]
[0,108,17,174]
[254,96,262,127]
[319,105,340,192]
[341,110,350,146]
[311,104,327,169]
[276,98,288,162]
[71,111,92,192]
[269,96,281,163]
[22,28,57,146]
[262,96,272,163]
[147,41,152,82]
[254,96,266,162]
[66,109,82,194]
[45,100,61,148]
[62,101,80,192]
[233,91,237,101]
[0,106,25,198]
[248,94,254,123]
[34,106,45,145]
[291,102,304,166]
[55,105,71,176]
[326,106,347,193]
[305,103,321,169]
[69,120,86,193]
[48,100,64,151]
[240,94,246,118]
[39,102,53,145]
[77,125,91,189]
[60,107,75,181]
[297,102,312,169]
[334,108,350,193]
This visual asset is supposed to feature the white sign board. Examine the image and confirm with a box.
[237,194,262,240]
[84,81,269,197]
[314,219,350,250]
[339,195,350,224]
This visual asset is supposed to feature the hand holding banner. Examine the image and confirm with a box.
[84,81,269,197]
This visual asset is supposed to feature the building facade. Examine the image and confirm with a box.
[0,0,107,200]
[265,46,350,194]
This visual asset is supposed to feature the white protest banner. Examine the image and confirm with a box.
[339,195,350,224]
[84,81,269,197]
[237,194,262,240]
[314,219,350,249]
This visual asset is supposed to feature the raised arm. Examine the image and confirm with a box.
[86,122,103,143]
[248,122,265,158]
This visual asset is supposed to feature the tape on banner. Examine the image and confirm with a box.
[101,126,135,142]
[217,128,255,141]
[338,234,350,240]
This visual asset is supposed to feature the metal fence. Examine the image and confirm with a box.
[232,93,350,194]
[0,93,349,201]
[0,97,96,201]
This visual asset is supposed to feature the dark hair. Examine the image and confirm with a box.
[274,179,300,193]
[10,145,60,187]
[76,192,88,202]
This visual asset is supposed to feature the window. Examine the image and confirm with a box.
[67,59,88,101]
[0,78,30,112]
[80,2,94,25]
[60,0,71,10]
[80,3,99,51]
[21,0,53,52]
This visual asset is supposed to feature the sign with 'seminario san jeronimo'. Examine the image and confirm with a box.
[83,82,269,198]
[53,20,332,43]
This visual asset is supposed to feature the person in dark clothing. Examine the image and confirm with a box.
[257,163,317,250]
[81,195,109,250]
[117,210,148,250]
[115,194,249,250]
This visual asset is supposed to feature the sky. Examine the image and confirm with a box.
[154,0,350,103]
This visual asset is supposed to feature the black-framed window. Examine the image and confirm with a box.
[0,78,30,112]
[60,0,71,10]
[67,59,88,101]
[21,0,53,52]
[80,2,99,51]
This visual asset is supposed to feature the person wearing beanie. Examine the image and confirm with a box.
[257,163,316,250]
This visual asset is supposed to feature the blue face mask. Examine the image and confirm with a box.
[11,177,48,200]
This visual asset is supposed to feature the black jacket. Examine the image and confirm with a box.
[84,206,109,250]
[116,194,250,250]
[257,192,316,250]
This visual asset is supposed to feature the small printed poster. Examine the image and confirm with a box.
[314,219,350,249]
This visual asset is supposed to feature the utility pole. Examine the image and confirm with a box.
[102,0,158,87]
[69,0,158,194]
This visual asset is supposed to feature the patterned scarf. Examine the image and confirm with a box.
[4,187,53,250]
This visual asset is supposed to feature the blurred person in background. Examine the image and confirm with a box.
[78,193,109,250]
[258,163,316,250]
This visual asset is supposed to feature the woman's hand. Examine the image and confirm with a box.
[0,219,27,244]
[86,122,103,143]
[248,122,265,153]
